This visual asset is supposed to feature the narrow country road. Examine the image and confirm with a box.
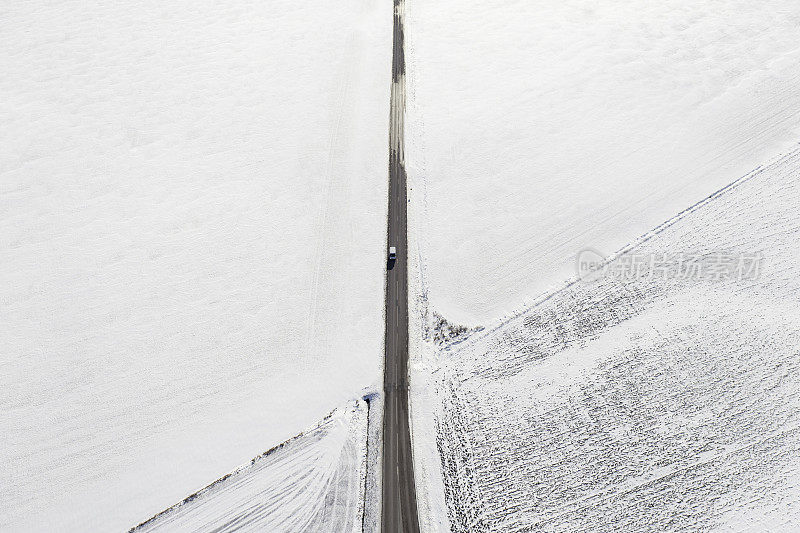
[381,0,420,531]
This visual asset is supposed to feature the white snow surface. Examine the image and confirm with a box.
[135,400,369,533]
[405,0,800,325]
[411,148,800,531]
[1,1,390,530]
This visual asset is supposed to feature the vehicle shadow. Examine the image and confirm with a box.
[387,258,396,270]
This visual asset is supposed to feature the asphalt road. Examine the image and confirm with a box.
[381,0,420,531]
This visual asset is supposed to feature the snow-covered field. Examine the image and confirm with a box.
[405,0,800,530]
[405,0,800,325]
[1,1,389,530]
[135,400,371,533]
[413,148,800,531]
[6,0,800,529]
